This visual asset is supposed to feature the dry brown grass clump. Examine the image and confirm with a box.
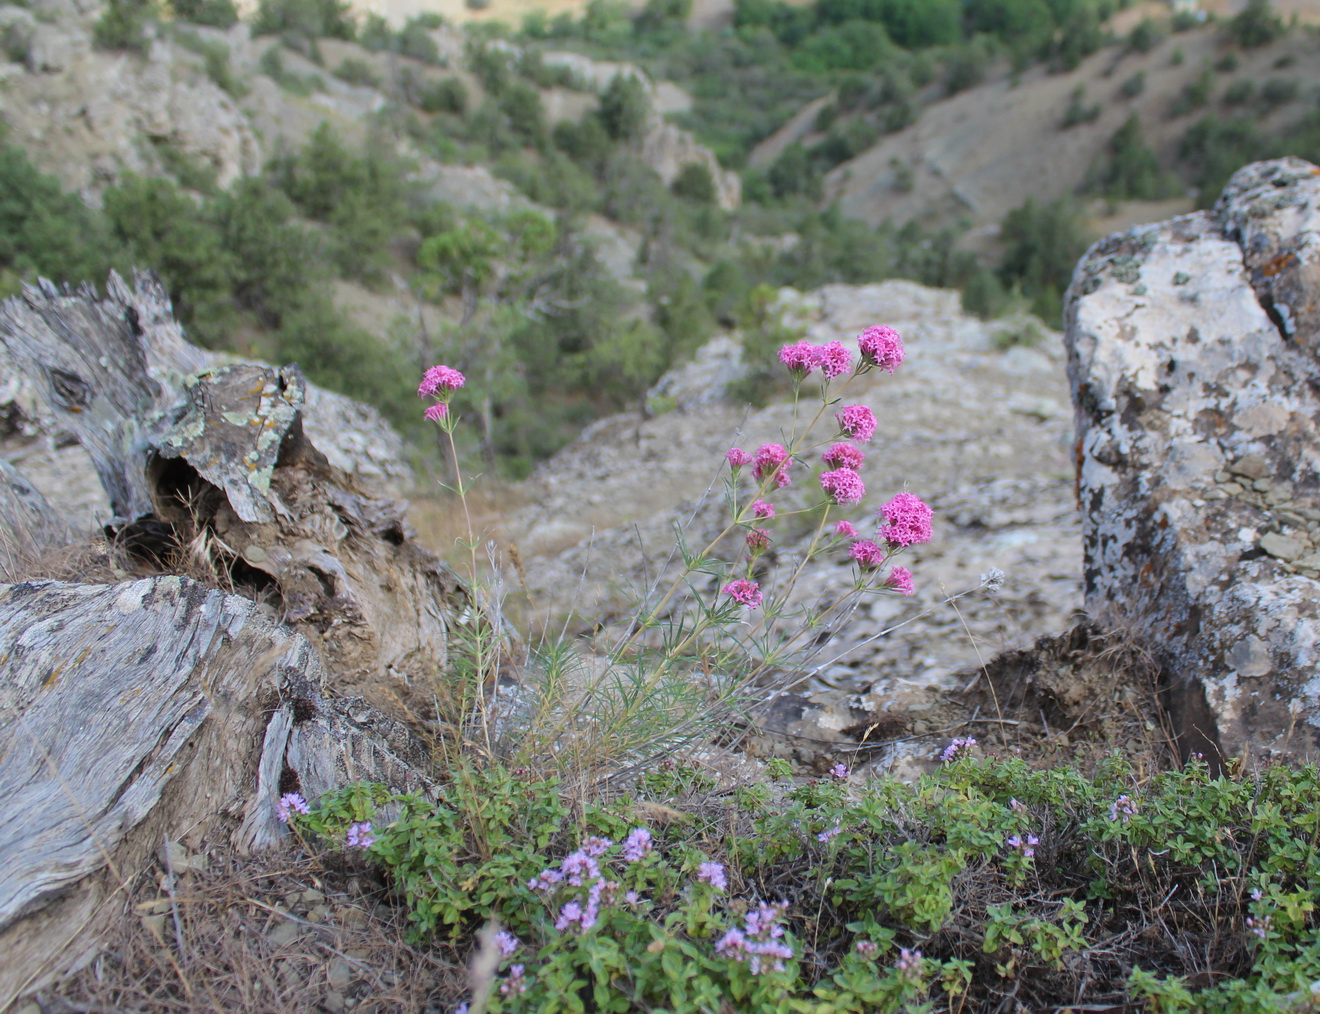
[29,847,466,1014]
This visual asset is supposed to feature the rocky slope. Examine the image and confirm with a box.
[508,281,1082,709]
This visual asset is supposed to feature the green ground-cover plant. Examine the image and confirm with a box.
[285,751,1320,1012]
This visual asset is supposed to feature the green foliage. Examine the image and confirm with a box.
[397,15,440,62]
[102,174,234,344]
[292,755,1320,1012]
[251,0,355,41]
[93,0,158,53]
[270,123,411,282]
[1125,16,1166,54]
[671,162,717,204]
[1061,85,1100,128]
[0,139,119,288]
[943,36,992,95]
[998,197,1090,325]
[598,72,650,142]
[416,76,468,115]
[1090,114,1176,200]
[333,56,381,88]
[1226,0,1286,49]
[257,45,322,94]
[1168,67,1215,118]
[1118,70,1145,99]
[171,0,237,29]
[1177,113,1275,206]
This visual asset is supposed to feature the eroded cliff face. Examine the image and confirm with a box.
[1066,157,1320,765]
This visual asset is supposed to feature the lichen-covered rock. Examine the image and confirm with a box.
[0,576,432,1008]
[1065,157,1320,766]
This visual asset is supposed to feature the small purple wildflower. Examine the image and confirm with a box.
[346,821,375,849]
[1009,798,1026,813]
[697,861,728,891]
[495,930,521,957]
[855,939,878,956]
[746,527,772,551]
[499,964,527,996]
[829,762,849,780]
[582,836,613,858]
[456,1004,469,1014]
[623,827,653,863]
[276,792,310,823]
[1247,915,1272,940]
[555,901,584,931]
[896,948,923,980]
[1005,833,1039,859]
[715,901,793,975]
[1109,795,1137,822]
[940,737,976,763]
[751,498,776,519]
[1250,887,1263,902]
[817,824,842,843]
[625,890,642,905]
[726,447,753,469]
[528,868,564,891]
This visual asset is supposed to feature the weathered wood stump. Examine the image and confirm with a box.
[0,272,487,1004]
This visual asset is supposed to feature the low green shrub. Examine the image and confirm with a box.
[289,754,1320,1012]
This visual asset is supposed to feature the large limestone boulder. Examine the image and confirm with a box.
[1065,157,1320,766]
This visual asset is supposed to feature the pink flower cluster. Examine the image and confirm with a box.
[858,325,904,374]
[820,467,865,506]
[885,565,914,597]
[418,364,465,423]
[726,448,753,469]
[940,737,977,763]
[850,540,885,570]
[836,405,877,442]
[746,528,771,551]
[528,835,625,933]
[751,499,775,519]
[622,827,653,863]
[834,520,858,538]
[778,340,854,380]
[753,444,792,488]
[896,948,923,980]
[714,901,793,975]
[723,579,762,609]
[822,442,864,470]
[878,493,934,548]
[1109,795,1137,822]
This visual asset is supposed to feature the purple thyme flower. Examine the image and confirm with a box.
[499,964,527,996]
[940,737,977,763]
[817,824,842,843]
[1006,833,1039,859]
[346,821,375,849]
[582,836,613,859]
[715,901,793,975]
[697,861,728,891]
[495,930,521,957]
[855,939,878,956]
[896,948,923,980]
[276,792,310,823]
[622,827,653,863]
[528,868,564,891]
[1109,795,1137,822]
[829,762,849,779]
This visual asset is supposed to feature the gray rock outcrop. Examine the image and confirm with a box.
[1065,157,1320,765]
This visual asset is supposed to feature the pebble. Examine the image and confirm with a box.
[322,990,346,1013]
[268,919,304,948]
[1259,532,1305,562]
[1230,454,1270,480]
[327,957,353,990]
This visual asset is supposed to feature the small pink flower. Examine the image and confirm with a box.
[885,566,914,597]
[858,325,904,373]
[835,405,878,442]
[276,792,310,823]
[778,341,819,376]
[346,821,375,849]
[834,520,858,538]
[820,468,865,506]
[418,364,465,398]
[495,930,521,956]
[499,964,527,996]
[753,444,792,488]
[829,763,849,779]
[746,528,771,551]
[941,737,976,762]
[822,442,864,470]
[816,824,842,842]
[850,539,885,570]
[855,940,878,956]
[622,828,653,862]
[424,402,448,423]
[723,579,762,609]
[896,948,922,980]
[751,499,776,519]
[697,861,727,891]
[878,493,933,548]
[726,448,753,468]
[816,340,853,379]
